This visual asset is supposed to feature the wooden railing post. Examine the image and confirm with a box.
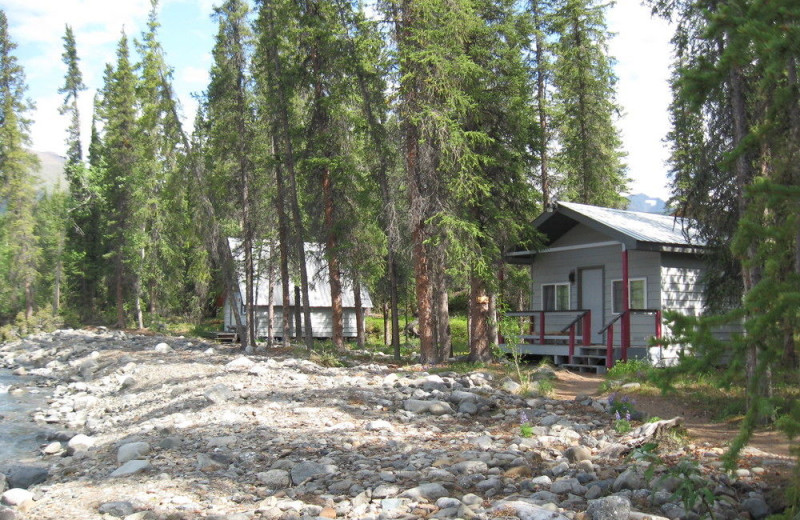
[568,325,575,363]
[539,312,545,344]
[606,324,614,368]
[582,311,591,345]
[655,310,662,339]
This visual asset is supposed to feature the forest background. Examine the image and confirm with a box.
[1,0,800,466]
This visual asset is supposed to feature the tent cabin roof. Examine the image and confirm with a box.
[228,238,373,308]
[507,201,706,264]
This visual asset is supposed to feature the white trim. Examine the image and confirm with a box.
[611,277,647,314]
[538,240,620,254]
[541,282,570,311]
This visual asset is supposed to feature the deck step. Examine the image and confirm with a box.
[561,363,608,375]
[215,331,239,343]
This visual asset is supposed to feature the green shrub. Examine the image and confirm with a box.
[606,358,653,382]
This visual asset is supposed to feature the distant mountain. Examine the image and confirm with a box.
[627,193,668,214]
[30,151,67,194]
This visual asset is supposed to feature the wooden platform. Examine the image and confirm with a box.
[500,343,611,374]
[215,331,239,343]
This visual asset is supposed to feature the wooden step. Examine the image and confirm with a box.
[561,363,608,375]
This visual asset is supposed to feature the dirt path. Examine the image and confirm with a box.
[551,370,793,459]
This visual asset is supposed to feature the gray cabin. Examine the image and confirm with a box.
[223,240,373,340]
[506,201,710,371]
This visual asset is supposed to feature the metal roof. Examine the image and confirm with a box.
[228,239,373,308]
[555,202,704,249]
[508,201,705,263]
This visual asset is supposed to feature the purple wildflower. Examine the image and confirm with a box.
[626,410,631,421]
[615,410,621,421]
[520,411,529,425]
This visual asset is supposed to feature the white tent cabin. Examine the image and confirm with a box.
[223,239,373,340]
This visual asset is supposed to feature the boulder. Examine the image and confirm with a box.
[117,442,150,464]
[586,496,631,520]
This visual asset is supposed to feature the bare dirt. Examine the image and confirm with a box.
[551,369,794,459]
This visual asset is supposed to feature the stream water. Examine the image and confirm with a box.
[0,369,51,463]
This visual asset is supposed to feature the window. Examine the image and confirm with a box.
[542,283,570,311]
[612,278,647,314]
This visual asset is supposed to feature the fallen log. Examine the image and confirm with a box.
[597,417,684,459]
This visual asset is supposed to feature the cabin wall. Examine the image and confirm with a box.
[224,296,363,338]
[530,225,661,346]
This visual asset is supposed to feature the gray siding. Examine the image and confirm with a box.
[531,236,662,347]
[549,224,613,248]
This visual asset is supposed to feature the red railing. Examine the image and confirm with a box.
[503,310,591,363]
[598,309,663,368]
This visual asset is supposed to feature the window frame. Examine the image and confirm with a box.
[541,282,570,311]
[611,277,647,314]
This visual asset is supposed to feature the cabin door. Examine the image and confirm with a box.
[579,267,604,344]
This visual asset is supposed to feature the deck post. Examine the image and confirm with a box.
[655,310,662,339]
[582,311,591,345]
[539,312,545,344]
[621,247,630,362]
[606,325,614,368]
[568,325,575,363]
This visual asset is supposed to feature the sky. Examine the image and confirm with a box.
[4,0,675,201]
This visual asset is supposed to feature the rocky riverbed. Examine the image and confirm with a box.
[0,329,792,520]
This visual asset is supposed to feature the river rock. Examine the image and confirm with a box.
[741,496,770,519]
[290,461,337,485]
[586,495,631,520]
[225,356,254,371]
[117,441,150,464]
[110,459,151,477]
[400,483,449,501]
[98,501,135,517]
[5,466,47,489]
[67,433,94,453]
[0,507,17,520]
[565,445,592,462]
[1,489,33,507]
[153,342,171,353]
[403,399,453,415]
[490,500,570,519]
[257,469,290,489]
[42,442,61,455]
[204,384,233,404]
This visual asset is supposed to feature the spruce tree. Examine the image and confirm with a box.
[206,0,257,348]
[0,10,40,320]
[551,0,627,207]
[99,32,139,328]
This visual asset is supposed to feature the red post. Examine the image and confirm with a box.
[568,325,575,363]
[539,312,545,344]
[621,247,630,362]
[582,311,591,345]
[655,310,662,339]
[606,324,614,368]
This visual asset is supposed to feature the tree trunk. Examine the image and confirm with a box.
[268,5,313,350]
[334,0,401,360]
[468,273,492,362]
[431,255,450,362]
[730,62,770,418]
[323,167,345,351]
[354,275,365,349]
[272,134,292,347]
[383,301,389,346]
[267,241,276,347]
[294,286,303,340]
[488,289,498,349]
[115,249,125,328]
